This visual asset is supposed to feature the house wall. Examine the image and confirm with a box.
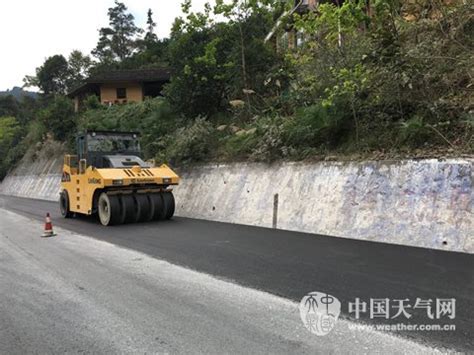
[100,82,143,104]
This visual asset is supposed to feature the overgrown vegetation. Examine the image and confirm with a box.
[1,0,472,179]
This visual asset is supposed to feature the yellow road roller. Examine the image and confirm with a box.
[59,130,179,226]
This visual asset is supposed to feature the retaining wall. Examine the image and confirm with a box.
[1,154,472,253]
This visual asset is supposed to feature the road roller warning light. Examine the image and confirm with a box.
[41,213,57,237]
[59,131,180,226]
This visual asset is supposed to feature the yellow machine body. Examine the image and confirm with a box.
[61,155,179,216]
[59,130,180,225]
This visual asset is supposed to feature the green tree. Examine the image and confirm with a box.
[24,55,69,95]
[119,38,170,70]
[0,95,40,126]
[167,31,225,116]
[66,50,93,90]
[214,0,276,91]
[0,96,20,117]
[144,8,158,46]
[0,117,20,145]
[166,0,280,118]
[0,116,21,179]
[92,0,144,62]
[128,7,168,66]
[38,96,75,141]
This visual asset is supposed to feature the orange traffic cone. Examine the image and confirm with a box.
[41,213,56,238]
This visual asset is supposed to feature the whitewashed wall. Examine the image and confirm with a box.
[1,156,472,253]
[173,160,473,253]
[0,155,63,201]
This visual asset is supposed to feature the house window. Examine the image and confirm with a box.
[116,88,127,99]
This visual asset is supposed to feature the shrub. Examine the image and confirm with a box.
[24,120,47,145]
[156,117,216,164]
[82,94,102,111]
[398,115,431,147]
[79,98,180,160]
[0,116,22,179]
[140,100,181,158]
[250,122,284,161]
[38,96,75,141]
[283,103,349,150]
[223,130,260,159]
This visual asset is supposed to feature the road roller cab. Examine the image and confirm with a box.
[59,130,179,226]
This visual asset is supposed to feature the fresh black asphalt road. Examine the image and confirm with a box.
[1,195,473,351]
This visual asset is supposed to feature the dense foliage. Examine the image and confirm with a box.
[1,0,472,179]
[0,95,45,178]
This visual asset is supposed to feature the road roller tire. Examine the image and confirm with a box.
[144,195,155,222]
[162,192,175,220]
[120,194,137,224]
[135,194,152,222]
[59,190,72,218]
[150,193,166,220]
[98,193,122,226]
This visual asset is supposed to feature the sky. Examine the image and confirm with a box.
[0,0,213,91]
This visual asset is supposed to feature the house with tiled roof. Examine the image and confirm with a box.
[68,68,171,112]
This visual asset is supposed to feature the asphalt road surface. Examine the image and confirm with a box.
[1,209,444,354]
[0,195,473,352]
